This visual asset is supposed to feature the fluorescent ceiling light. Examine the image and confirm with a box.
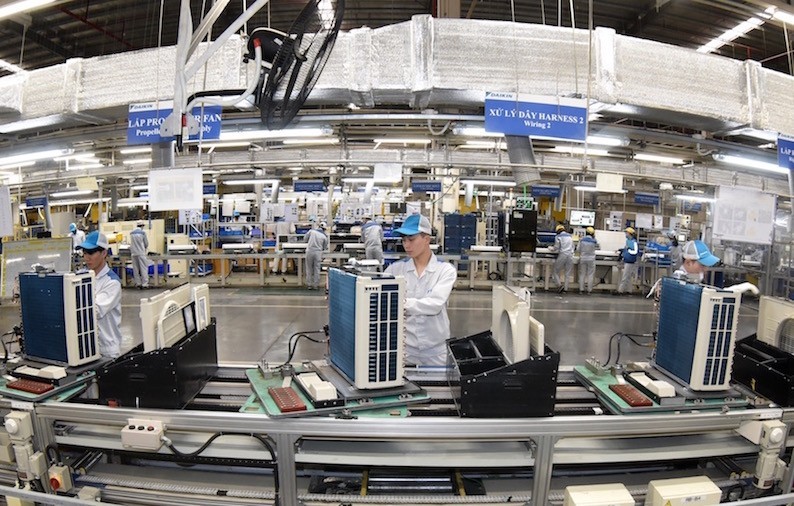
[131,185,149,191]
[218,127,328,142]
[675,195,716,203]
[0,160,35,170]
[198,141,253,149]
[587,135,628,147]
[0,0,55,20]
[0,58,24,74]
[461,179,516,187]
[573,185,627,194]
[453,126,504,138]
[47,197,111,207]
[342,178,374,184]
[768,6,794,25]
[123,158,152,165]
[54,152,96,162]
[119,147,152,155]
[552,146,611,156]
[460,140,506,150]
[373,138,432,145]
[51,189,94,198]
[724,127,779,143]
[282,138,340,146]
[1,148,72,165]
[697,14,765,53]
[65,163,104,171]
[712,153,788,175]
[223,179,279,186]
[634,153,686,165]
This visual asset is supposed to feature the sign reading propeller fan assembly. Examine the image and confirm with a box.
[161,0,345,148]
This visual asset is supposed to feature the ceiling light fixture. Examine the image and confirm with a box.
[573,185,628,194]
[552,146,611,156]
[459,140,506,150]
[1,148,72,165]
[198,141,254,149]
[697,13,766,54]
[674,195,716,203]
[119,147,153,155]
[281,138,340,146]
[218,127,329,142]
[50,189,94,198]
[0,161,35,170]
[222,179,279,186]
[460,179,516,187]
[123,158,152,165]
[712,153,788,175]
[65,163,104,171]
[373,138,432,145]
[634,153,686,165]
[768,6,794,25]
[0,0,55,20]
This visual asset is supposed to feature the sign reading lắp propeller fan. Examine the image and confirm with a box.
[484,92,587,141]
[147,168,203,212]
[779,135,794,171]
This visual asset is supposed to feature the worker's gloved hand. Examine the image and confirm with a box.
[723,282,760,295]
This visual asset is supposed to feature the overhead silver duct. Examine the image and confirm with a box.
[271,180,280,203]
[505,136,541,187]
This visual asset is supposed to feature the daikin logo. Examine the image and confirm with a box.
[486,91,514,100]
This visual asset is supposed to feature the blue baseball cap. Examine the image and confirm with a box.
[682,240,720,267]
[78,231,110,251]
[393,214,432,236]
[69,223,76,232]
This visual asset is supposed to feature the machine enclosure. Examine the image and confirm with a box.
[447,331,559,417]
[97,320,218,408]
[733,335,794,406]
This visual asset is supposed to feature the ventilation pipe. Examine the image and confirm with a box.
[362,180,374,204]
[464,182,474,207]
[271,180,280,203]
[505,136,541,187]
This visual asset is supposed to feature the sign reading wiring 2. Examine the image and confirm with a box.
[484,92,587,141]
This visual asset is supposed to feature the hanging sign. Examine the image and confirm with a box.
[779,135,794,171]
[484,92,587,141]
[531,185,561,198]
[127,101,222,145]
[634,192,660,206]
[412,181,442,192]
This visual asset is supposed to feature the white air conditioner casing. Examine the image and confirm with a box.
[756,296,794,353]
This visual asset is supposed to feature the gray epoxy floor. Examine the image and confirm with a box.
[0,285,760,369]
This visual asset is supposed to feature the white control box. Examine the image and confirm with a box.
[645,476,721,506]
[48,464,73,492]
[564,483,635,506]
[121,419,164,451]
[4,412,34,442]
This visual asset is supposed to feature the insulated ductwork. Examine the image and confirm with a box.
[505,136,541,187]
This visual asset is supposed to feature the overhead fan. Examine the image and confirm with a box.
[256,0,345,130]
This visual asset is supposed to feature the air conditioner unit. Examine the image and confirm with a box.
[655,278,740,391]
[19,272,100,366]
[756,296,794,353]
[328,268,405,389]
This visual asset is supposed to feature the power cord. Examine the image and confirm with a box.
[603,332,654,366]
[277,328,329,368]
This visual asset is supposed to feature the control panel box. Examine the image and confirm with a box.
[564,483,635,506]
[121,419,165,451]
[645,476,721,506]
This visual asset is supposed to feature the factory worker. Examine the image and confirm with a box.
[304,222,329,290]
[68,223,86,252]
[616,227,639,295]
[667,232,683,271]
[78,231,122,359]
[385,214,457,366]
[550,224,574,293]
[129,221,149,289]
[673,239,718,283]
[577,226,599,294]
[360,216,384,269]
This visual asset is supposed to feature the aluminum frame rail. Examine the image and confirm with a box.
[33,403,791,505]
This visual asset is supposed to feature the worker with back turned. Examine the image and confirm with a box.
[304,222,328,290]
[129,220,149,289]
[577,226,599,294]
[385,214,457,366]
[550,224,574,293]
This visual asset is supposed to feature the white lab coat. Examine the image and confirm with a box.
[94,264,123,358]
[385,254,457,366]
[69,229,86,251]
[129,227,149,287]
[361,220,384,265]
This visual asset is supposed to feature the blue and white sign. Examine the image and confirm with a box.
[634,192,660,206]
[294,180,326,192]
[484,92,587,141]
[25,196,47,208]
[412,181,442,193]
[202,184,217,195]
[127,101,222,145]
[531,185,561,198]
[779,135,794,171]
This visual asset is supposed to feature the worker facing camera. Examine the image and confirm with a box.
[673,239,720,283]
[384,214,457,366]
[78,231,122,359]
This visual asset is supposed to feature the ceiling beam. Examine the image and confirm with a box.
[0,19,74,61]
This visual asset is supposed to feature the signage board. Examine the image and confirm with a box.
[484,92,587,141]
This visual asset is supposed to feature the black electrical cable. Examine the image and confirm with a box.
[278,330,327,367]
[162,432,279,501]
[604,332,654,366]
[45,444,62,466]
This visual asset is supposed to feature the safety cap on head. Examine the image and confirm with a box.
[233,211,240,217]
[78,231,109,251]
[136,220,145,227]
[555,224,565,233]
[319,221,327,230]
[69,223,76,232]
[625,227,636,236]
[393,214,432,236]
[682,240,720,267]
[585,226,595,235]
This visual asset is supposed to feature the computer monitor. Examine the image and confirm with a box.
[570,210,595,227]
